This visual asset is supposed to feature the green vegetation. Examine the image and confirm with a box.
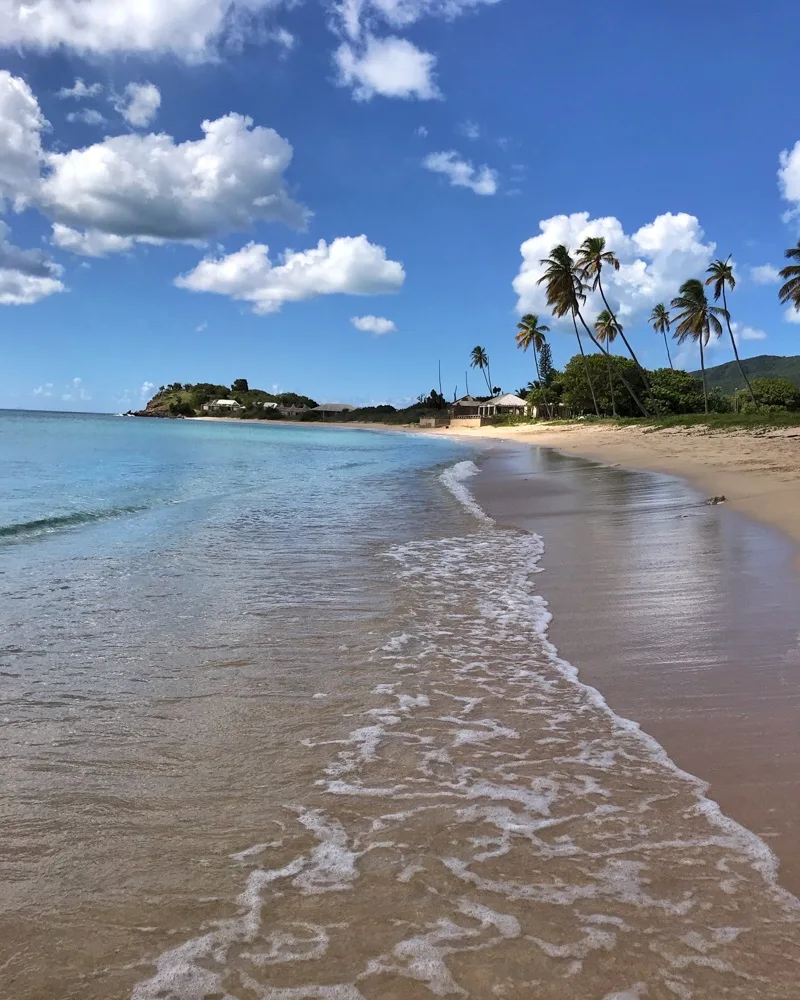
[138,381,318,418]
[693,355,800,395]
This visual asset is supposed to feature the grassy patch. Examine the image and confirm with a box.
[563,412,800,432]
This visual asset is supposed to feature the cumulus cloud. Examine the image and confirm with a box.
[785,307,800,325]
[0,221,64,305]
[175,235,405,314]
[779,140,800,214]
[66,108,106,126]
[415,125,428,137]
[513,211,716,324]
[351,314,396,334]
[140,381,155,398]
[115,82,161,128]
[33,382,53,396]
[62,377,91,402]
[0,71,47,209]
[459,119,480,140]
[57,78,103,100]
[729,322,767,343]
[422,150,498,195]
[750,263,781,285]
[51,224,136,257]
[39,113,307,253]
[335,35,440,100]
[0,0,284,60]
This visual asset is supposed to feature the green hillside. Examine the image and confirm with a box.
[693,355,800,395]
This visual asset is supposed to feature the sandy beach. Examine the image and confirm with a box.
[426,421,800,557]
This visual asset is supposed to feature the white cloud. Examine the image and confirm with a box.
[51,224,135,257]
[268,26,295,50]
[66,108,106,126]
[459,119,480,140]
[415,125,428,137]
[140,381,155,398]
[422,150,498,195]
[195,320,209,332]
[513,211,716,324]
[57,78,103,100]
[33,382,53,396]
[730,322,767,342]
[351,314,396,334]
[0,221,65,305]
[779,140,800,214]
[335,35,440,101]
[750,263,781,285]
[39,113,307,253]
[61,377,91,402]
[115,82,161,128]
[785,306,800,325]
[0,0,284,60]
[334,0,500,41]
[0,71,47,209]
[175,235,405,314]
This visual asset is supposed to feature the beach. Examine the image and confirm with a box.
[2,412,800,998]
[424,420,800,556]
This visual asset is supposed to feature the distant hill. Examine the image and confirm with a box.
[693,355,800,395]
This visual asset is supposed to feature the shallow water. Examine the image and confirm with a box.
[2,414,799,998]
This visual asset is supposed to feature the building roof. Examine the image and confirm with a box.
[483,393,527,407]
[212,398,242,406]
[313,403,356,412]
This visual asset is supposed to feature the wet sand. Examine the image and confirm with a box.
[473,444,800,896]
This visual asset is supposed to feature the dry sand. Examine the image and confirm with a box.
[426,421,800,556]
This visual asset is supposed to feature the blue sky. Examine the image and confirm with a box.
[2,0,800,412]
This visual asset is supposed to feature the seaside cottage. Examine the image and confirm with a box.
[313,403,356,419]
[202,399,245,416]
[450,395,483,419]
[478,393,528,418]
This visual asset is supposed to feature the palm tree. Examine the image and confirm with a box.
[670,279,727,415]
[515,313,552,418]
[778,241,800,313]
[470,346,492,394]
[594,310,620,417]
[576,236,649,384]
[538,245,649,417]
[706,257,756,406]
[537,245,599,416]
[649,304,673,370]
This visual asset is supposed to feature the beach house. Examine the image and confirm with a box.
[313,403,356,418]
[202,399,244,416]
[477,393,528,418]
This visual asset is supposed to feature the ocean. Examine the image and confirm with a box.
[1,410,799,999]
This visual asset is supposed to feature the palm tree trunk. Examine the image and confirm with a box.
[663,332,674,369]
[483,364,492,394]
[575,309,650,417]
[597,276,651,387]
[532,346,553,420]
[721,286,757,406]
[572,312,600,417]
[605,353,618,417]
[699,332,709,415]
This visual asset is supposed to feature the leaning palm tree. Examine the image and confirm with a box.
[470,346,492,394]
[649,304,673,370]
[515,313,552,418]
[538,246,599,416]
[671,278,726,415]
[594,310,620,417]
[538,245,649,417]
[576,236,649,385]
[706,257,756,406]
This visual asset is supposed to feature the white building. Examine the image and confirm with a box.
[202,399,244,416]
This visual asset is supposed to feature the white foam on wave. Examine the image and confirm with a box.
[439,460,494,524]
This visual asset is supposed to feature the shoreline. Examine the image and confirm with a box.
[422,421,800,560]
[469,440,800,897]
